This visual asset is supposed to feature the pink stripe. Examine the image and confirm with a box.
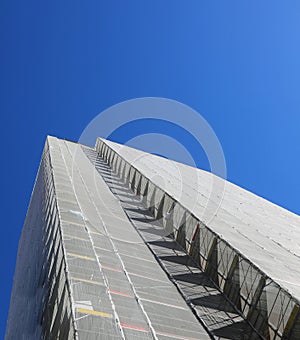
[120,322,148,332]
[102,265,122,272]
[109,290,132,298]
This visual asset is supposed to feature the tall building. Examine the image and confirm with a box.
[6,136,300,340]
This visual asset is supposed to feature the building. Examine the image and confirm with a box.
[6,136,300,339]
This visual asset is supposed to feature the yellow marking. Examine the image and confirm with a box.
[72,277,103,286]
[63,234,88,242]
[67,252,95,261]
[61,220,86,228]
[77,308,112,318]
[90,231,103,236]
[94,246,112,253]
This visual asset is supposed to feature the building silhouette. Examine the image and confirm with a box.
[6,136,300,339]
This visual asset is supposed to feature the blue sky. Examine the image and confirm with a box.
[1,1,300,336]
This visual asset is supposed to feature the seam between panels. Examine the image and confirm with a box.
[99,140,300,272]
[91,145,215,340]
[65,142,159,340]
[47,139,79,340]
[95,141,240,339]
[97,140,298,318]
[59,141,126,340]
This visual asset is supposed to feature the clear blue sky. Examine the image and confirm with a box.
[1,1,300,336]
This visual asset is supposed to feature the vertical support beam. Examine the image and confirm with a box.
[96,139,105,157]
[156,194,165,220]
[126,166,131,186]
[108,149,113,164]
[142,180,149,205]
[246,276,270,339]
[111,152,116,171]
[100,141,105,157]
[149,186,156,215]
[136,175,142,197]
[121,162,127,182]
[165,201,175,237]
[223,255,241,310]
[103,146,108,162]
[189,223,200,266]
[130,169,136,192]
[176,212,187,250]
[283,305,300,339]
[117,158,122,177]
[105,146,110,162]
[204,237,219,287]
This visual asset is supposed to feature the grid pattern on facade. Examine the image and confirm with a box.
[70,141,211,340]
[6,141,75,340]
[99,138,300,300]
[7,136,212,339]
[84,146,251,338]
[96,138,300,340]
[7,135,300,340]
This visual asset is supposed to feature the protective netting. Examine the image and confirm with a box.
[96,138,300,339]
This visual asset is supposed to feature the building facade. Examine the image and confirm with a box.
[6,136,300,339]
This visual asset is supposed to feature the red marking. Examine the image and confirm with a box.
[191,223,200,242]
[120,322,147,332]
[102,265,122,272]
[109,290,132,298]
